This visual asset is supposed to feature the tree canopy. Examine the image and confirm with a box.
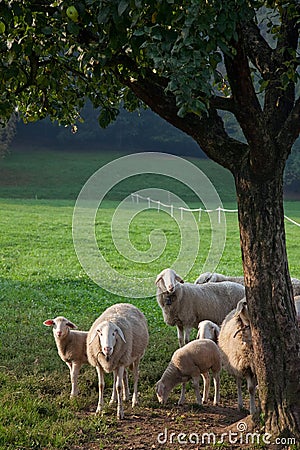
[1,2,299,140]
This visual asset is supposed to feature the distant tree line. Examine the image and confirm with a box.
[13,102,202,157]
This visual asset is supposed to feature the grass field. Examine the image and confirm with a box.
[1,148,300,449]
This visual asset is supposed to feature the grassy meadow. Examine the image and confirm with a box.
[0,148,300,449]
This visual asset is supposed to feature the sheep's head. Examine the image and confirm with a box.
[89,321,126,361]
[197,320,220,343]
[155,380,169,404]
[234,298,250,326]
[43,316,78,338]
[194,272,213,284]
[234,299,252,344]
[155,268,184,294]
[195,272,225,284]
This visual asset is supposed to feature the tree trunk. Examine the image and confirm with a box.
[234,161,300,440]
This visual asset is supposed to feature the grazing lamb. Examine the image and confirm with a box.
[155,268,245,347]
[156,339,221,406]
[43,316,88,397]
[196,271,300,296]
[87,303,149,419]
[196,320,220,344]
[218,298,257,414]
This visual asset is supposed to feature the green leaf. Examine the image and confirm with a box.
[118,0,129,16]
[97,6,110,23]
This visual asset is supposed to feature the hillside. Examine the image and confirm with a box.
[0,147,237,203]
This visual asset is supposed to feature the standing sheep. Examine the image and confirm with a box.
[155,268,245,347]
[156,339,221,406]
[43,316,88,397]
[218,298,257,414]
[196,320,220,343]
[87,303,149,419]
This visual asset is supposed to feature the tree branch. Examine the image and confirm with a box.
[224,35,265,151]
[210,96,236,114]
[277,96,300,151]
[263,6,298,132]
[113,56,248,172]
[242,21,274,79]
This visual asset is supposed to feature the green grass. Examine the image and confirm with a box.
[0,148,237,202]
[1,148,300,449]
[1,197,300,449]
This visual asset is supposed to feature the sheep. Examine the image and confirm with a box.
[156,339,221,406]
[196,271,300,297]
[155,268,245,347]
[195,272,244,285]
[292,280,300,297]
[87,303,149,419]
[43,316,88,397]
[294,295,300,325]
[218,298,257,414]
[196,320,220,344]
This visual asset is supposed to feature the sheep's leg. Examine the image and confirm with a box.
[110,369,130,404]
[176,325,184,347]
[122,368,130,402]
[110,372,117,404]
[95,365,105,414]
[201,372,210,403]
[69,362,81,397]
[115,366,125,419]
[246,375,257,414]
[131,359,140,407]
[212,371,220,405]
[192,376,202,405]
[178,383,186,405]
[236,377,244,410]
[183,327,191,345]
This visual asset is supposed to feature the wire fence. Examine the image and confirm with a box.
[131,193,300,227]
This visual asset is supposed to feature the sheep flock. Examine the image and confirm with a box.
[43,268,300,419]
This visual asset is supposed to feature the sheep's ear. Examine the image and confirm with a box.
[88,330,99,345]
[234,299,249,326]
[155,274,162,285]
[66,321,78,330]
[115,326,126,343]
[175,274,184,284]
[206,273,214,282]
[214,327,220,342]
[234,299,247,317]
[43,319,55,327]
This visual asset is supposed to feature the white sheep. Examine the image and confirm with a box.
[87,303,149,419]
[155,268,245,347]
[43,316,88,397]
[196,320,220,343]
[156,339,221,406]
[218,298,257,414]
[196,271,300,297]
[195,272,244,285]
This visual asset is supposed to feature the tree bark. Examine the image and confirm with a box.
[234,160,300,440]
